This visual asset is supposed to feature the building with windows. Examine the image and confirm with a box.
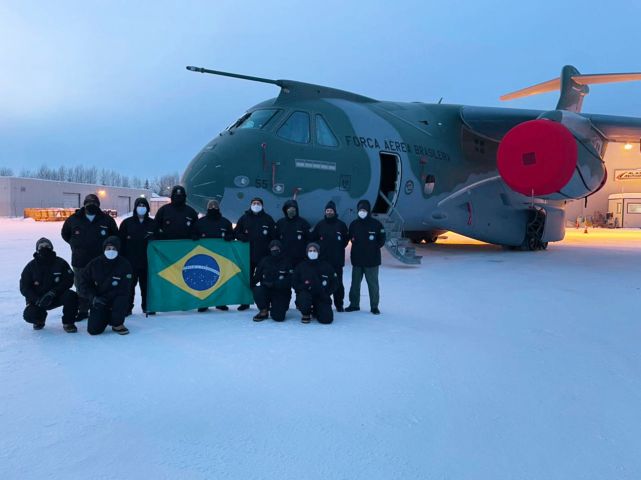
[0,176,152,217]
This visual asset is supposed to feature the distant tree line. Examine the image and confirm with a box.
[0,164,180,196]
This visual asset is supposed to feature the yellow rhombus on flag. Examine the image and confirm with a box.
[158,244,241,300]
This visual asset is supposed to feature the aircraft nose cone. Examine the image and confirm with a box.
[182,151,225,212]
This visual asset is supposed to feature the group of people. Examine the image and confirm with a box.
[19,185,386,335]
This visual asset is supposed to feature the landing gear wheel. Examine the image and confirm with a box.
[526,236,539,251]
[521,207,547,251]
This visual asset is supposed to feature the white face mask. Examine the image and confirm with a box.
[307,251,319,260]
[104,250,118,260]
[358,210,368,219]
[136,206,147,216]
[250,204,262,213]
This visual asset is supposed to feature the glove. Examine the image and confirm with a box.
[92,296,107,307]
[36,290,56,308]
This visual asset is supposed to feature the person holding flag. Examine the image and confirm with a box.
[195,199,235,312]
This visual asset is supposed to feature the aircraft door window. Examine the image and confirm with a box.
[277,111,311,144]
[424,175,436,195]
[315,114,338,147]
[236,109,281,130]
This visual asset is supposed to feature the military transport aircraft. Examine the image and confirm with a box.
[182,65,641,263]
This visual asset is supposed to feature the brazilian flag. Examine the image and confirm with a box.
[147,239,253,312]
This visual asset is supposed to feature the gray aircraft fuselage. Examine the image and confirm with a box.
[182,71,639,248]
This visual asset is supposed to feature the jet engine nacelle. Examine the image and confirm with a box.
[496,111,606,200]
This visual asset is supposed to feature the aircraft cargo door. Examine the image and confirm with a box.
[373,152,401,214]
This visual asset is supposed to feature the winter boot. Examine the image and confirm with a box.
[197,307,209,313]
[371,307,381,315]
[112,325,129,335]
[33,322,45,330]
[216,305,229,311]
[63,323,78,333]
[237,304,250,311]
[345,305,360,312]
[253,310,269,322]
[301,315,311,324]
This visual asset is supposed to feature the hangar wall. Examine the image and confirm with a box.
[0,177,152,217]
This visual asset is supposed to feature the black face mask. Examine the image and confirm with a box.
[85,203,99,215]
[207,208,220,218]
[172,195,186,206]
[38,248,55,262]
[270,248,281,257]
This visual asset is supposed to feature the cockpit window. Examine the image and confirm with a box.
[277,111,310,144]
[235,109,280,130]
[315,114,338,147]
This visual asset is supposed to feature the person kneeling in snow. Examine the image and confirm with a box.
[20,238,78,333]
[252,240,293,322]
[293,243,337,324]
[79,236,132,335]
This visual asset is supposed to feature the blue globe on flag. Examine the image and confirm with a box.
[182,254,221,291]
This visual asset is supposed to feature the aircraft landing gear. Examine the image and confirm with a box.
[521,207,547,251]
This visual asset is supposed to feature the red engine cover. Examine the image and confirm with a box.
[497,119,578,196]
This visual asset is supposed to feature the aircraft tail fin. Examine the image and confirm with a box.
[500,65,641,113]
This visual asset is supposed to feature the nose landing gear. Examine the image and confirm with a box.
[521,207,548,251]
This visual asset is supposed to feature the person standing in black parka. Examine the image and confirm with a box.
[310,200,349,312]
[119,196,156,316]
[293,242,337,324]
[20,238,78,332]
[154,185,198,240]
[61,193,118,321]
[346,199,386,315]
[194,198,234,312]
[275,199,311,268]
[233,197,276,311]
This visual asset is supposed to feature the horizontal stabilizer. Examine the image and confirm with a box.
[500,78,560,101]
[500,65,641,113]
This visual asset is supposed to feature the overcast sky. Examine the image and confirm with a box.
[1,0,641,178]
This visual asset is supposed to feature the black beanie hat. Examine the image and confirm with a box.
[269,240,283,251]
[171,185,187,198]
[306,242,321,253]
[250,197,264,205]
[103,235,121,251]
[35,237,53,251]
[325,200,337,212]
[357,199,371,212]
[84,193,100,207]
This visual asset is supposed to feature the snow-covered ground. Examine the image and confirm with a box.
[1,218,640,480]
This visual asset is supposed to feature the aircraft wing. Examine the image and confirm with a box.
[583,113,641,143]
[461,106,641,145]
[460,106,541,142]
